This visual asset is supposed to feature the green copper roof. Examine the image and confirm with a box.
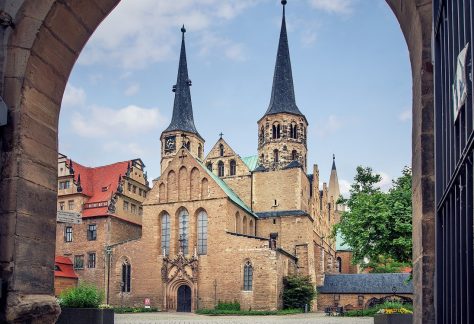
[242,155,258,171]
[336,231,352,251]
[197,160,257,218]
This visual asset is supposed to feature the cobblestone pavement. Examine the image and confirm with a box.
[115,312,373,324]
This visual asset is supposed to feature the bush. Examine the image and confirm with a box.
[113,307,159,313]
[282,275,316,310]
[195,308,303,316]
[216,301,240,311]
[59,283,104,308]
[344,301,413,317]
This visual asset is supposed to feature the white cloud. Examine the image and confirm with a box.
[377,171,392,192]
[103,141,147,157]
[78,0,262,69]
[72,105,167,138]
[309,0,354,14]
[125,83,140,96]
[339,179,351,197]
[62,84,86,108]
[398,108,411,122]
[198,32,248,62]
[314,115,344,137]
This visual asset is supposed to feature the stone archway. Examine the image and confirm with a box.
[0,1,434,323]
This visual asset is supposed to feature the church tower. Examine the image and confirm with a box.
[257,0,308,172]
[328,154,341,207]
[160,26,204,173]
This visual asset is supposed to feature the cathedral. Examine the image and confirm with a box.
[107,1,342,311]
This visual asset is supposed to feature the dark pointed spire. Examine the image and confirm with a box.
[264,0,304,119]
[164,26,201,138]
[332,154,336,170]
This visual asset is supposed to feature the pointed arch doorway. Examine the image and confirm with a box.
[177,285,192,312]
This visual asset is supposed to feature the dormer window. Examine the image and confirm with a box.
[101,186,108,192]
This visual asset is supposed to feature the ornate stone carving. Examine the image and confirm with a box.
[162,251,198,284]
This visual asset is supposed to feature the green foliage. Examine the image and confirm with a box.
[365,255,411,273]
[195,309,303,316]
[112,307,159,313]
[216,300,240,311]
[282,275,316,310]
[59,283,104,308]
[343,301,413,317]
[334,166,413,266]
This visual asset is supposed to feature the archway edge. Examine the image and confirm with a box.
[0,1,434,323]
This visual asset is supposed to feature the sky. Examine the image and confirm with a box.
[59,0,412,196]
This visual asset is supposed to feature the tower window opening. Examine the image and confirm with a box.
[290,124,298,139]
[273,149,279,163]
[272,124,281,139]
[198,144,202,159]
[260,127,265,144]
[291,150,297,161]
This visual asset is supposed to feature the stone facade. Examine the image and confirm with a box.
[317,293,413,311]
[0,0,436,323]
[54,155,149,301]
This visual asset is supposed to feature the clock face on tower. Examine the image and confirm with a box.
[164,136,176,152]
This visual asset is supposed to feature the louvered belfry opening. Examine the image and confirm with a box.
[434,1,474,323]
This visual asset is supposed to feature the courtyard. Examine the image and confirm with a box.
[115,312,373,324]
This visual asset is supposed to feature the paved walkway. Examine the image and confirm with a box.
[115,312,373,324]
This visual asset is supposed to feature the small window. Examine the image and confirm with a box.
[230,160,236,176]
[273,149,279,163]
[88,252,96,268]
[59,201,65,210]
[87,224,97,241]
[64,226,73,242]
[122,260,131,293]
[131,204,136,214]
[206,163,212,171]
[68,200,74,210]
[123,201,129,211]
[74,255,84,270]
[127,183,132,191]
[198,144,203,159]
[243,261,253,291]
[139,188,143,196]
[219,144,224,157]
[290,124,298,139]
[218,161,224,177]
[337,257,342,273]
[291,150,297,161]
[272,124,281,139]
[133,185,137,193]
[138,207,143,216]
[101,186,108,192]
[260,126,265,143]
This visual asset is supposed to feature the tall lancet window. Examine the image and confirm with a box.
[197,210,208,255]
[178,209,189,254]
[161,213,170,255]
[243,261,253,291]
[230,160,237,176]
[219,144,224,157]
[218,161,225,177]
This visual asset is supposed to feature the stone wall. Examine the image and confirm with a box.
[317,293,413,311]
[54,277,77,297]
[336,251,358,274]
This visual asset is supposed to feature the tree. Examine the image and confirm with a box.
[334,166,412,268]
[282,275,316,310]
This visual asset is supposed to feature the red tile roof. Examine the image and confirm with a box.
[68,159,130,219]
[55,256,78,279]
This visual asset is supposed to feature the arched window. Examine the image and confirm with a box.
[249,219,254,236]
[235,212,241,233]
[243,215,247,235]
[197,210,208,255]
[273,149,279,163]
[218,161,224,177]
[219,144,224,157]
[161,213,171,255]
[185,141,191,150]
[291,150,297,161]
[337,257,342,273]
[230,160,236,176]
[198,144,202,159]
[289,123,298,139]
[272,124,281,139]
[206,162,212,171]
[121,259,131,293]
[243,261,253,291]
[178,209,189,254]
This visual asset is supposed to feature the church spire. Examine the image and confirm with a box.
[263,0,304,118]
[332,154,336,170]
[163,26,201,138]
[328,154,341,205]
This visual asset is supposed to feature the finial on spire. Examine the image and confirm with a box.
[333,154,335,160]
[181,24,186,34]
[281,0,287,5]
[332,154,337,170]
